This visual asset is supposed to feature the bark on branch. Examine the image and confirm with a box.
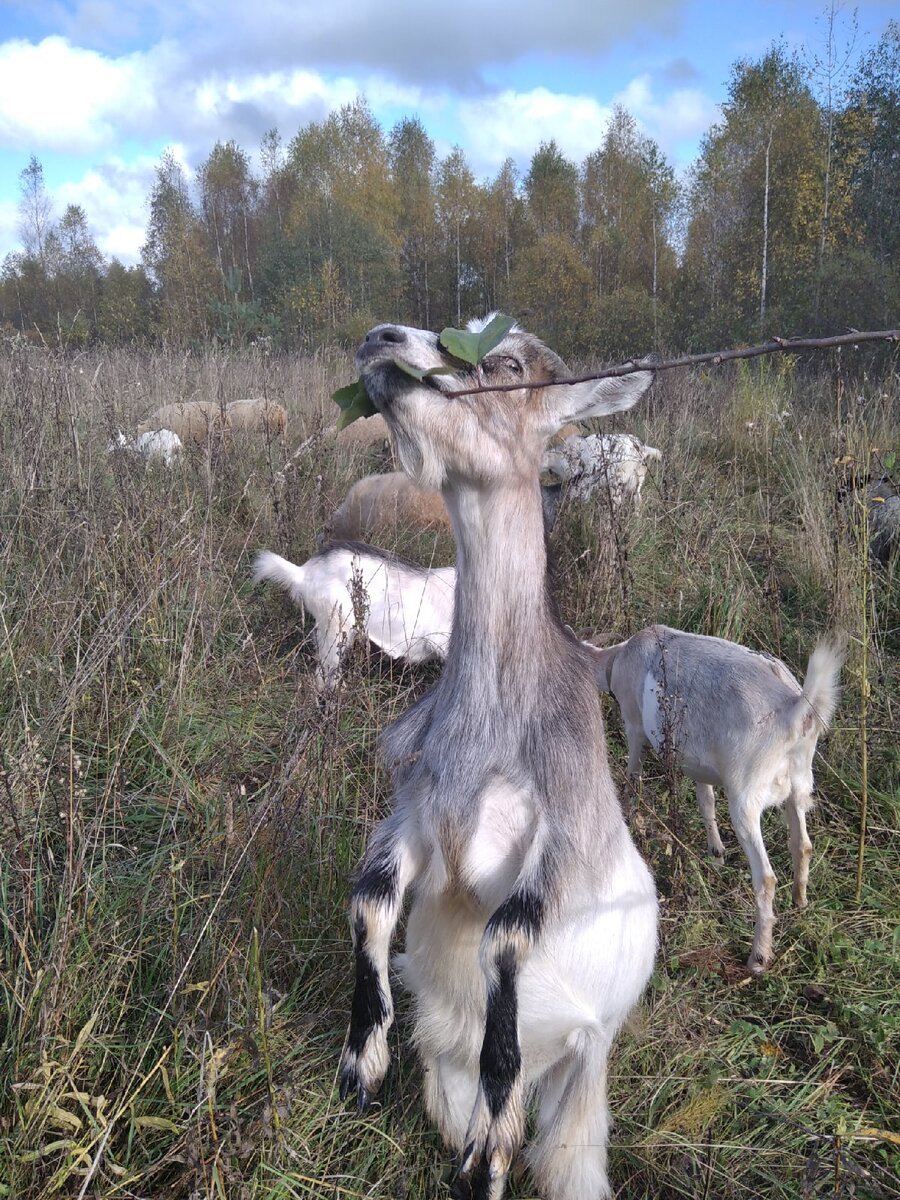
[446,328,900,398]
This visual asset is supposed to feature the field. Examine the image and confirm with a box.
[0,335,897,1200]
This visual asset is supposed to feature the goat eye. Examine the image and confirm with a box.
[482,355,521,375]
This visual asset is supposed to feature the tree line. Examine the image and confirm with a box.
[1,24,897,362]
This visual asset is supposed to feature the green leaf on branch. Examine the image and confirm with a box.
[333,378,377,430]
[439,313,516,365]
[333,313,515,428]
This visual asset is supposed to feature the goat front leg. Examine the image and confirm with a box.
[452,846,552,1200]
[340,815,420,1111]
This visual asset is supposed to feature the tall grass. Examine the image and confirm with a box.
[0,336,897,1199]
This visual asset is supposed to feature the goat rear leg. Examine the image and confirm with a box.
[528,1031,613,1200]
[696,783,726,866]
[728,793,777,974]
[784,792,813,909]
[340,817,419,1110]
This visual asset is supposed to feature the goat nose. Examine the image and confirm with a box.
[366,325,407,346]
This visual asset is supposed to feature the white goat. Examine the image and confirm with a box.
[544,432,662,506]
[252,544,455,690]
[339,317,657,1200]
[586,625,845,973]
[108,428,183,467]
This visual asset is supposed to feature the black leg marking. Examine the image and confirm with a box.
[340,848,403,1112]
[484,886,544,944]
[354,851,398,905]
[480,948,521,1119]
[347,915,387,1053]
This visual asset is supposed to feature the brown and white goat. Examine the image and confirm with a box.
[587,626,844,972]
[339,319,658,1200]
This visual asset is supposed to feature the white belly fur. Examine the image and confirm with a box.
[397,817,657,1080]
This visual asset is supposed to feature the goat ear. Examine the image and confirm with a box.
[544,370,653,429]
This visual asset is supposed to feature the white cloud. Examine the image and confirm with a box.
[53,154,164,263]
[21,0,687,88]
[615,74,719,162]
[457,88,613,176]
[0,36,156,152]
[0,199,19,264]
[453,77,719,177]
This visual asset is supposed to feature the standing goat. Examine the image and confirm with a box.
[586,626,845,972]
[340,319,658,1199]
[252,543,454,689]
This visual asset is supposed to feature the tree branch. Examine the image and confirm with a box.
[446,328,900,397]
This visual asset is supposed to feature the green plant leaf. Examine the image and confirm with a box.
[333,378,378,429]
[439,312,516,365]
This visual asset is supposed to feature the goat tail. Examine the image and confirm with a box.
[251,550,308,608]
[580,640,626,693]
[797,634,847,733]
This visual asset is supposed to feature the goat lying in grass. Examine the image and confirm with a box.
[136,400,226,445]
[328,471,563,543]
[327,471,453,541]
[586,625,845,973]
[226,397,288,438]
[252,543,455,690]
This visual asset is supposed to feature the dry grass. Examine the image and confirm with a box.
[0,335,897,1200]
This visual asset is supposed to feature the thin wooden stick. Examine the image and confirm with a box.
[447,328,900,397]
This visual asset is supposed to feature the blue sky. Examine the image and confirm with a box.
[0,0,894,265]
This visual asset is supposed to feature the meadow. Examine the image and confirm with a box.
[0,334,897,1199]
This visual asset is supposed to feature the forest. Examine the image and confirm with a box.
[1,24,898,362]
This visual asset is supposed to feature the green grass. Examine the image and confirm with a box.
[0,336,897,1199]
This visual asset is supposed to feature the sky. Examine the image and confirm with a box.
[0,0,894,266]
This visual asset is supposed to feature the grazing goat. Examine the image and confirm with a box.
[252,543,454,689]
[136,400,226,445]
[586,625,845,973]
[339,318,658,1200]
[108,428,183,467]
[226,397,288,438]
[544,432,662,507]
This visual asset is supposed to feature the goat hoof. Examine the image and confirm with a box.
[339,1062,373,1111]
[450,1155,491,1200]
[709,850,726,869]
[747,953,769,976]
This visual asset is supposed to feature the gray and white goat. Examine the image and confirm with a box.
[586,626,845,972]
[252,543,454,690]
[543,432,662,507]
[339,318,658,1200]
